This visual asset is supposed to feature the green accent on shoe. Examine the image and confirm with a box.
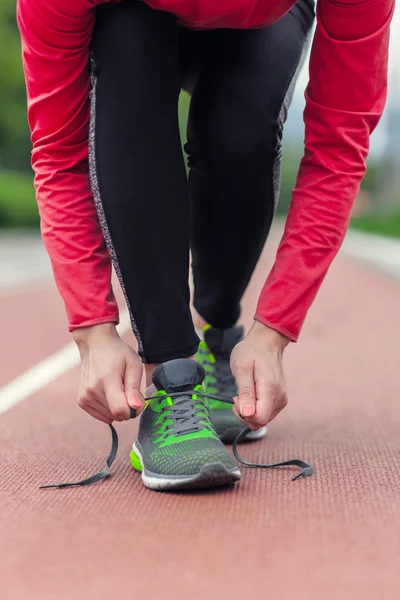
[196,325,266,443]
[147,384,218,446]
[197,340,222,401]
[130,448,143,472]
[196,331,240,412]
[132,359,240,490]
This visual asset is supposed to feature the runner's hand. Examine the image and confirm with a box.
[73,323,144,424]
[230,321,289,430]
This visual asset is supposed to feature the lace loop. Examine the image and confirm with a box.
[39,389,313,489]
[168,393,202,436]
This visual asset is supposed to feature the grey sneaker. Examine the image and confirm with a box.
[130,359,241,491]
[196,325,267,444]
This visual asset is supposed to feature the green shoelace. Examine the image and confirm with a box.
[40,390,313,489]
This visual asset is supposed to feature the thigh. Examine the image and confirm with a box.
[187,2,315,327]
[187,0,315,158]
[91,2,184,202]
[90,2,196,361]
[92,2,180,97]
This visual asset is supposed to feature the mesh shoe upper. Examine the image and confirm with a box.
[197,325,243,409]
[136,359,238,475]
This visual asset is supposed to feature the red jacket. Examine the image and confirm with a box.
[18,0,394,340]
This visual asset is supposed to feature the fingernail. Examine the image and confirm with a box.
[131,397,142,409]
[242,404,255,417]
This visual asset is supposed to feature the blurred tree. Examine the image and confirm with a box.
[0,1,31,172]
[277,144,380,216]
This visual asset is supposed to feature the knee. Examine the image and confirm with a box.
[225,117,282,168]
[188,103,283,169]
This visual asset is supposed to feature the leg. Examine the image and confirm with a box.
[186,0,315,328]
[91,2,199,366]
[91,15,241,487]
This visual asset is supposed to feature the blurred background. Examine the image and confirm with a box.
[0,1,399,234]
[2,7,400,593]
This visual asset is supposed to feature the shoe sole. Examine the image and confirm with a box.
[218,425,268,445]
[130,442,241,491]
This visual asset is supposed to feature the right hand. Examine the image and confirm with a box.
[73,323,145,424]
[230,321,288,430]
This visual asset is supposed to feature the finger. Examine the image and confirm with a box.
[233,361,257,420]
[94,394,124,422]
[81,388,124,422]
[253,376,286,426]
[266,391,288,424]
[78,392,119,422]
[85,397,114,422]
[232,404,259,431]
[233,390,269,430]
[83,405,113,425]
[103,376,131,421]
[124,355,145,412]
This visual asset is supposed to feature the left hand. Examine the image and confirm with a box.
[230,321,289,430]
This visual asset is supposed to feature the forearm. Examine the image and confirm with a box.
[35,163,119,331]
[256,0,394,340]
[18,0,119,331]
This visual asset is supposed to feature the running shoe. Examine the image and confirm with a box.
[197,325,267,444]
[130,358,241,491]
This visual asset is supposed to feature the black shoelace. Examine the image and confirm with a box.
[39,390,313,490]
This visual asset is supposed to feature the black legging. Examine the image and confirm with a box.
[90,0,315,363]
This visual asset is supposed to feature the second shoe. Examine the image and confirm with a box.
[197,325,267,444]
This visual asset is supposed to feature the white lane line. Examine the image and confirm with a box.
[343,229,400,280]
[0,233,52,292]
[0,309,131,416]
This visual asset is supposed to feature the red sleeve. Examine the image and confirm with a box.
[17,0,119,331]
[255,0,394,341]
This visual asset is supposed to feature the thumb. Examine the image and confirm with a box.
[124,355,145,414]
[234,360,256,419]
[103,375,131,421]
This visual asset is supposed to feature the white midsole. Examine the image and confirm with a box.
[245,426,267,440]
[132,442,240,490]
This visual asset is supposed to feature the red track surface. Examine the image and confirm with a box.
[1,241,400,599]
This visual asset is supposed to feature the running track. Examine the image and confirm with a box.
[1,233,400,600]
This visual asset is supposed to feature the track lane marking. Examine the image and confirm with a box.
[0,309,131,415]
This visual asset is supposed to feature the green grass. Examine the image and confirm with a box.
[351,208,400,240]
[0,170,39,228]
[179,91,190,148]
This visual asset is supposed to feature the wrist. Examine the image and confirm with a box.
[248,320,290,352]
[72,322,119,350]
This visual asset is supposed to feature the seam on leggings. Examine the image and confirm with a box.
[272,32,312,213]
[88,56,144,357]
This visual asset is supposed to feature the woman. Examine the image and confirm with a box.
[18,0,393,490]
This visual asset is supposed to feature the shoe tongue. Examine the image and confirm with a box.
[152,359,205,393]
[204,325,244,356]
